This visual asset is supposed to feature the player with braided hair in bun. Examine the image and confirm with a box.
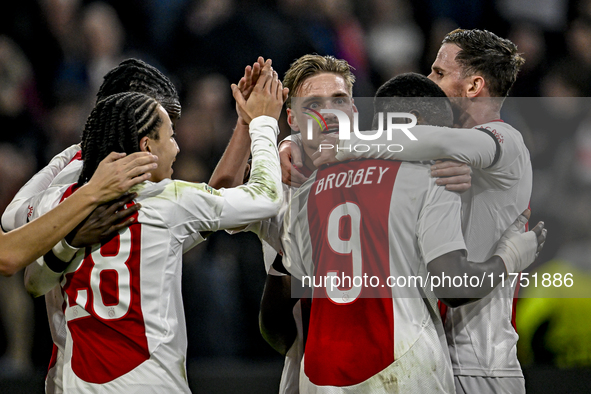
[4,56,271,393]
[0,59,185,393]
[26,62,284,392]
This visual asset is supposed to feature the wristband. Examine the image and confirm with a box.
[494,231,537,274]
[44,249,73,273]
[53,238,79,262]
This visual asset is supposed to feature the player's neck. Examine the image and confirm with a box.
[458,100,502,128]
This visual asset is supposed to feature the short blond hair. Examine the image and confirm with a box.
[283,54,355,108]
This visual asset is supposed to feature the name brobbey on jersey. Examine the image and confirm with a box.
[315,165,391,196]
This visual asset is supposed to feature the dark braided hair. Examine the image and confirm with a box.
[96,58,181,119]
[79,92,162,185]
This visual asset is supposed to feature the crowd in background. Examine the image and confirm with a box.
[1,0,591,380]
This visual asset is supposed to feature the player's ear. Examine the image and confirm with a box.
[409,109,425,126]
[352,99,358,113]
[467,75,485,98]
[139,136,151,153]
[287,108,300,132]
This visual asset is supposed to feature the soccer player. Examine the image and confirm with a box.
[31,65,284,393]
[3,58,184,394]
[0,151,156,276]
[314,29,535,394]
[234,58,470,393]
[19,57,277,394]
[234,56,467,394]
[231,55,359,394]
[428,29,533,394]
[280,70,544,393]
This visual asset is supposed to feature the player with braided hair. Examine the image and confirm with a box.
[0,58,192,393]
[6,56,278,393]
[78,92,165,185]
[0,61,167,276]
[29,64,284,393]
[0,59,185,394]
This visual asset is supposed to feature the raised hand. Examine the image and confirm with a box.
[235,57,268,125]
[231,61,288,123]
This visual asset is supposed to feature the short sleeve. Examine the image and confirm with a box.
[417,179,467,264]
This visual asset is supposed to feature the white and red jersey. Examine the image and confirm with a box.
[55,179,214,393]
[282,158,466,393]
[17,116,282,393]
[18,149,84,394]
[337,121,533,378]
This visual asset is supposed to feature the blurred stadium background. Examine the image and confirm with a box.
[1,0,591,392]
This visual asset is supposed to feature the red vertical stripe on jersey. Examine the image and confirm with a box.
[303,159,401,386]
[47,344,58,373]
[69,150,83,164]
[59,183,80,202]
[438,300,448,325]
[511,276,520,332]
[300,296,312,349]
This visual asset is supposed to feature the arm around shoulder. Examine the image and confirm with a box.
[336,126,498,168]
